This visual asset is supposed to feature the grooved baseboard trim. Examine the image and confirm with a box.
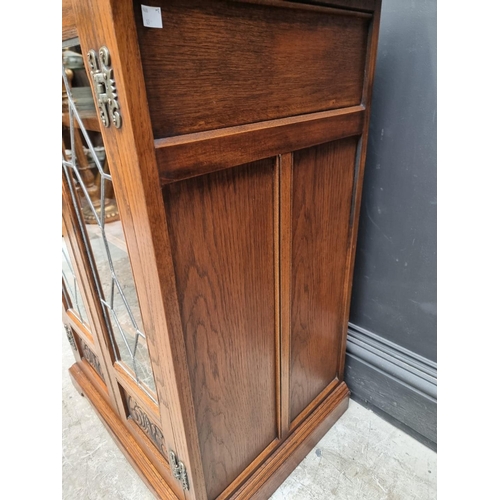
[345,322,437,447]
[346,323,437,401]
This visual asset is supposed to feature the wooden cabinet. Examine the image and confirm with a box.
[62,1,382,498]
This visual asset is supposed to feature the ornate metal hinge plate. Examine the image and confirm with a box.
[87,46,122,129]
[64,324,77,351]
[169,451,189,491]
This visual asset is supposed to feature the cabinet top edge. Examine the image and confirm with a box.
[260,0,380,13]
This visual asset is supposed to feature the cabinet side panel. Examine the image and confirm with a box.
[134,0,370,137]
[290,138,358,422]
[164,160,277,500]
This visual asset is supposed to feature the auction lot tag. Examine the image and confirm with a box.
[141,5,163,28]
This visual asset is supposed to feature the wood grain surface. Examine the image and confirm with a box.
[231,382,350,499]
[63,0,78,41]
[71,1,209,497]
[278,153,293,439]
[134,0,370,137]
[295,0,377,11]
[69,364,179,500]
[289,138,358,422]
[164,159,278,500]
[155,107,365,183]
[67,0,383,497]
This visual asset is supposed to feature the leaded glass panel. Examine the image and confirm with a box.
[62,47,156,397]
[62,238,89,325]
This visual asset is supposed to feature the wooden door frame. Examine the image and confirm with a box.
[62,154,176,489]
[70,1,207,499]
[62,173,126,414]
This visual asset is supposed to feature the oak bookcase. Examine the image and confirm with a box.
[61,1,382,498]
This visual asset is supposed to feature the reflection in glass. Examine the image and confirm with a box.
[62,239,89,325]
[62,54,156,398]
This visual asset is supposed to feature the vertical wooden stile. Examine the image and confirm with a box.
[70,0,208,498]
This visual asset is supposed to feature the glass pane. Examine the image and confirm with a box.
[62,46,156,397]
[62,238,89,325]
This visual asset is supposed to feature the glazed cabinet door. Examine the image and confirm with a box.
[62,13,192,500]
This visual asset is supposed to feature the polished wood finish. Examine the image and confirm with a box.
[71,362,349,500]
[134,0,370,137]
[65,308,93,345]
[71,1,208,498]
[304,0,377,11]
[62,0,78,41]
[65,0,382,498]
[289,137,358,422]
[232,383,350,500]
[69,364,179,500]
[164,160,278,499]
[278,153,293,439]
[114,364,161,422]
[155,106,365,183]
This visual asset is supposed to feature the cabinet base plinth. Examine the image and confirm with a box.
[69,364,179,500]
[70,362,350,500]
[231,382,350,500]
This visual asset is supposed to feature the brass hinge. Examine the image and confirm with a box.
[87,46,122,129]
[169,450,189,491]
[64,324,77,351]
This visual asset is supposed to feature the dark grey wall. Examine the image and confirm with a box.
[345,0,437,447]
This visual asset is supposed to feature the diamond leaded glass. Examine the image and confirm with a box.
[62,50,156,398]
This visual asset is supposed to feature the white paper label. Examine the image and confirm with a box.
[141,5,163,29]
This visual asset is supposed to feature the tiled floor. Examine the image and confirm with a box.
[62,330,436,499]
